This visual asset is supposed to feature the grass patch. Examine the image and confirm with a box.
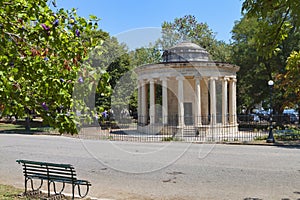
[254,135,268,140]
[274,129,300,141]
[0,123,24,131]
[0,184,92,199]
[0,184,34,199]
[0,120,56,134]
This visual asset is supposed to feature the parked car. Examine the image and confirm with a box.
[283,109,299,124]
[238,114,260,122]
[254,110,270,121]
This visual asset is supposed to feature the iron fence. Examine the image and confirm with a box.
[78,114,299,142]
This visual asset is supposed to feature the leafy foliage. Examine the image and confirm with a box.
[231,17,265,112]
[158,15,232,62]
[241,0,300,111]
[277,51,300,107]
[0,0,101,133]
[242,0,299,58]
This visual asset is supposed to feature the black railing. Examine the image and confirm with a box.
[78,114,299,142]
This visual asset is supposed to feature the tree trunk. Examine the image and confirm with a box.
[25,112,30,132]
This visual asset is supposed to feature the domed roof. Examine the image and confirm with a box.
[162,41,210,62]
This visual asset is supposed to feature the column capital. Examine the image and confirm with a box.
[138,78,149,83]
[222,76,230,81]
[195,78,201,84]
[194,76,202,80]
[138,79,147,86]
[160,77,169,81]
[176,76,185,81]
[209,76,218,81]
[149,78,155,84]
[228,76,237,82]
[138,78,145,82]
[231,78,237,83]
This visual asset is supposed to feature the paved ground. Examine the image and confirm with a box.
[0,133,299,200]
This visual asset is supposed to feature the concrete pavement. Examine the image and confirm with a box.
[0,133,299,199]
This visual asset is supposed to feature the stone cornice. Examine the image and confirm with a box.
[135,61,239,80]
[135,61,239,73]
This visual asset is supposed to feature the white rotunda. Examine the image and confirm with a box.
[135,41,240,137]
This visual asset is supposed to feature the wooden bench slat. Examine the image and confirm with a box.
[26,173,76,181]
[21,164,75,171]
[23,168,76,176]
[17,160,73,168]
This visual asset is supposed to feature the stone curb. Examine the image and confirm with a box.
[219,141,300,147]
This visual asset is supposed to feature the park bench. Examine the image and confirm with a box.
[16,159,91,199]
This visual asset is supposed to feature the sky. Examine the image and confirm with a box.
[55,0,243,46]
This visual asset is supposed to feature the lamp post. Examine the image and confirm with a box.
[266,80,275,143]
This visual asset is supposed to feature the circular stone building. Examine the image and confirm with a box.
[135,41,239,137]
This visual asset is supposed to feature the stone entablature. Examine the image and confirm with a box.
[135,62,239,80]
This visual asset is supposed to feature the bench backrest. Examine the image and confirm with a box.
[16,160,77,182]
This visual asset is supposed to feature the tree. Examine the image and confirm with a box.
[90,34,131,114]
[157,15,232,62]
[129,47,161,67]
[242,0,300,110]
[0,0,101,133]
[231,13,300,113]
[231,17,266,113]
[242,0,299,57]
[277,51,300,108]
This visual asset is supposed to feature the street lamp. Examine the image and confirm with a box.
[266,80,275,143]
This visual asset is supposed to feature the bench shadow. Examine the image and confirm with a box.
[274,142,300,149]
[244,191,300,200]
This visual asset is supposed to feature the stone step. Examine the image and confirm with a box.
[183,126,198,137]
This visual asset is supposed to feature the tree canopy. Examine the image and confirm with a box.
[0,0,102,133]
[158,15,231,62]
[241,0,300,111]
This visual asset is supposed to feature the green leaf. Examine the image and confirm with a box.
[89,15,97,20]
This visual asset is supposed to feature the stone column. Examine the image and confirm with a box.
[137,80,141,124]
[161,77,168,125]
[229,78,237,124]
[195,77,202,127]
[141,80,148,125]
[210,77,217,125]
[222,77,229,125]
[177,76,184,127]
[201,78,209,125]
[149,79,155,125]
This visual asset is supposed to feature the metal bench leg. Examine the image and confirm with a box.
[52,181,65,195]
[72,184,76,200]
[25,177,43,193]
[24,177,28,194]
[47,180,51,197]
[77,183,90,198]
